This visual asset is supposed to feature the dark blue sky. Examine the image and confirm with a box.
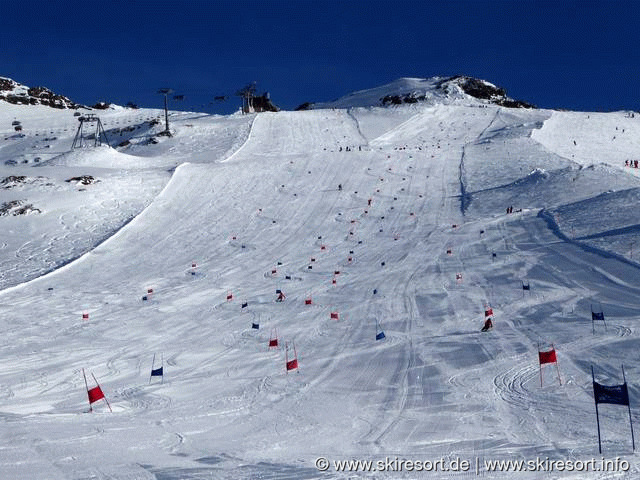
[2,0,639,114]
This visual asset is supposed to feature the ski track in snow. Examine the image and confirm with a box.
[0,99,640,479]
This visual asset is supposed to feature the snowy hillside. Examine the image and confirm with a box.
[1,77,640,479]
[310,76,533,110]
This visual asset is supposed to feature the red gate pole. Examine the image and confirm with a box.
[92,373,112,413]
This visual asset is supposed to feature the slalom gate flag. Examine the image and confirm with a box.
[285,342,298,372]
[269,329,278,348]
[376,331,386,341]
[592,311,605,321]
[538,345,561,387]
[485,308,493,317]
[539,349,557,365]
[149,353,164,384]
[591,365,635,453]
[88,385,105,404]
[330,312,339,320]
[83,369,112,412]
[593,381,629,406]
[286,358,298,371]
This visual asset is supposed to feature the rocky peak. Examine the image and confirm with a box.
[0,77,80,109]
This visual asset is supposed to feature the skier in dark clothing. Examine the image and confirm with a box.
[481,318,493,332]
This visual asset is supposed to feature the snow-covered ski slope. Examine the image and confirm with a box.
[2,84,640,479]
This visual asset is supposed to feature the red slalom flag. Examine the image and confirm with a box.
[268,328,279,349]
[538,344,562,387]
[88,386,105,404]
[330,312,339,320]
[286,342,299,373]
[485,307,493,318]
[82,369,112,412]
[539,349,557,365]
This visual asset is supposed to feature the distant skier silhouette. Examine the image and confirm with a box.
[481,318,493,332]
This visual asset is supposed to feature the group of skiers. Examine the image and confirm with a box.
[506,206,523,214]
[625,160,639,168]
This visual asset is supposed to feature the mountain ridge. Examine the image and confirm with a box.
[297,75,535,110]
[1,74,534,113]
[0,76,81,109]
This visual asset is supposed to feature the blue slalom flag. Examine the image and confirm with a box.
[592,365,635,454]
[376,331,386,341]
[151,366,163,377]
[593,381,629,406]
[592,311,605,321]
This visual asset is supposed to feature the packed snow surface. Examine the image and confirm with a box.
[1,88,640,479]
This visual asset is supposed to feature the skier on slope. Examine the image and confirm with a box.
[276,291,286,302]
[481,317,493,332]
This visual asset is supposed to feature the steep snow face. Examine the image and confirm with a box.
[311,76,531,110]
[312,77,461,109]
[0,102,253,289]
[2,90,640,480]
[532,110,640,176]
